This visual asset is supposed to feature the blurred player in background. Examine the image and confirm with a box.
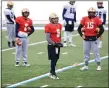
[77,7,104,71]
[15,8,34,67]
[45,13,63,79]
[4,1,16,47]
[62,1,76,47]
[96,1,107,48]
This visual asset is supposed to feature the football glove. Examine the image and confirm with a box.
[27,27,31,32]
[55,43,63,47]
[15,38,22,46]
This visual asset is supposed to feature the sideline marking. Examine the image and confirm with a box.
[40,85,49,88]
[76,86,83,88]
[7,56,108,88]
[62,52,68,55]
[37,52,44,55]
[12,52,16,54]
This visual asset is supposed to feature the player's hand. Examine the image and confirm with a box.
[96,28,100,33]
[15,38,22,46]
[82,35,85,39]
[27,27,31,32]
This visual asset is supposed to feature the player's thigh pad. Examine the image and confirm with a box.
[65,21,74,32]
[47,45,60,60]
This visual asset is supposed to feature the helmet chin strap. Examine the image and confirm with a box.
[88,15,95,19]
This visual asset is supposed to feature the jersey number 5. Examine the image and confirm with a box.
[24,23,28,31]
[87,22,94,29]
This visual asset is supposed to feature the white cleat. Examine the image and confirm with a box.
[49,74,59,79]
[97,66,101,71]
[69,44,76,47]
[23,64,30,67]
[63,43,67,47]
[15,64,19,67]
[80,66,88,71]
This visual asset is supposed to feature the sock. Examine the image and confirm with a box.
[50,59,57,75]
[64,31,68,43]
[68,32,72,44]
[85,61,88,66]
[97,62,100,66]
[12,41,15,47]
[8,41,11,47]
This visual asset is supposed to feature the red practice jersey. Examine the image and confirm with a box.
[15,16,33,33]
[45,23,62,43]
[80,16,102,36]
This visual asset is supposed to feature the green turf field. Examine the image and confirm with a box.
[2,30,108,87]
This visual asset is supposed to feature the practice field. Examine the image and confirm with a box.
[1,30,108,87]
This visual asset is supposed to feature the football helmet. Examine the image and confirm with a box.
[49,13,59,24]
[69,1,75,5]
[97,1,103,8]
[22,8,29,18]
[88,7,96,17]
[7,1,13,9]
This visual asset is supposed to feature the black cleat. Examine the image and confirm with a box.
[15,62,19,67]
[8,41,11,47]
[12,41,16,47]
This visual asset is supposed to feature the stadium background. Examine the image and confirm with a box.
[1,1,108,27]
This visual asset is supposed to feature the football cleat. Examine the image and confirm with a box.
[80,66,88,71]
[15,62,19,67]
[49,73,59,79]
[15,64,19,67]
[97,66,101,71]
[23,64,30,67]
[23,62,30,67]
[63,43,67,47]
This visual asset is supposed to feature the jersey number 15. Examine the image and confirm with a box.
[87,22,94,29]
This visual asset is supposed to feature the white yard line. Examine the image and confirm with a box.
[2,41,47,52]
[5,36,8,39]
[12,52,16,54]
[61,52,68,55]
[37,52,44,55]
[2,34,79,52]
[90,53,93,55]
[40,85,49,88]
[7,56,108,88]
[76,86,83,88]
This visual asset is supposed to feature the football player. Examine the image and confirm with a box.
[62,1,76,47]
[96,1,107,48]
[4,1,16,47]
[15,8,34,67]
[45,13,63,79]
[77,7,104,71]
